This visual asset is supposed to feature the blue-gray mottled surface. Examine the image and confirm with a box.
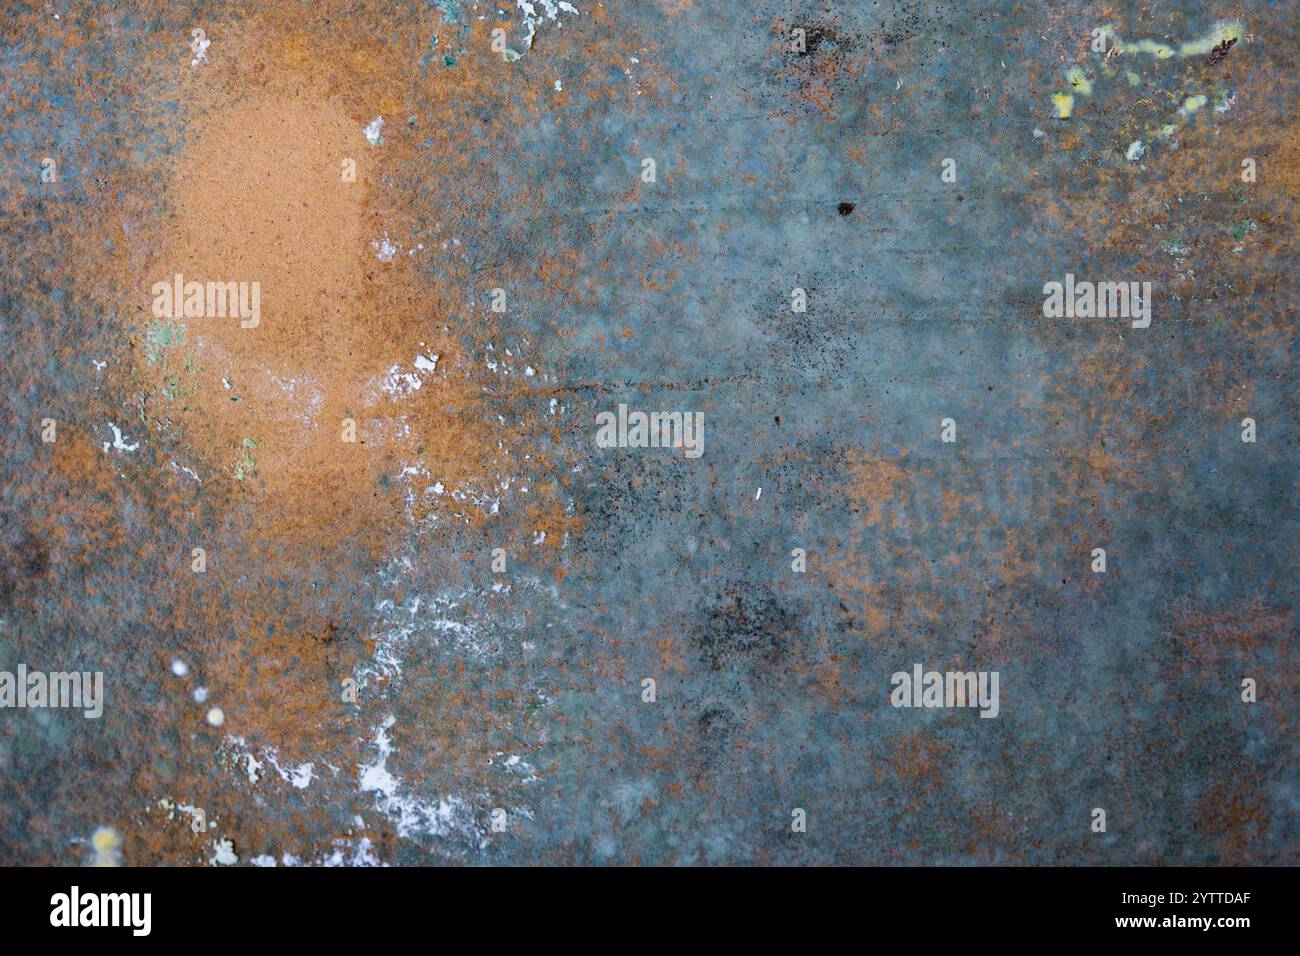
[0,0,1295,864]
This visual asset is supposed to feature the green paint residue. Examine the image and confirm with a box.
[144,317,186,363]
[426,5,468,68]
[1051,92,1074,119]
[1067,67,1092,96]
[435,0,461,24]
[233,438,257,482]
[144,319,199,405]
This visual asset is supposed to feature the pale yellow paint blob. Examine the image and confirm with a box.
[1062,21,1250,152]
[1177,20,1245,57]
[90,826,122,867]
[1103,20,1246,60]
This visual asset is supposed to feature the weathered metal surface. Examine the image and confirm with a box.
[0,1,1295,865]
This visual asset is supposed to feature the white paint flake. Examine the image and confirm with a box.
[210,838,238,865]
[102,422,138,453]
[190,34,211,68]
[373,234,399,261]
[380,364,423,397]
[169,460,202,483]
[515,1,579,52]
[223,735,316,790]
[358,714,483,843]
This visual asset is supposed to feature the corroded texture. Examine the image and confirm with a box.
[0,1,1295,865]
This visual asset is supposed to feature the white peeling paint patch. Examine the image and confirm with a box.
[221,736,263,783]
[260,821,384,867]
[364,115,384,146]
[360,593,481,683]
[156,797,208,831]
[267,752,315,789]
[190,33,211,68]
[210,838,238,866]
[380,364,423,398]
[497,752,541,784]
[265,836,383,867]
[362,567,566,680]
[358,714,484,844]
[374,355,437,405]
[102,422,138,453]
[516,1,579,52]
[317,837,383,867]
[223,735,316,790]
[1126,140,1145,161]
[373,234,399,261]
[169,460,202,483]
